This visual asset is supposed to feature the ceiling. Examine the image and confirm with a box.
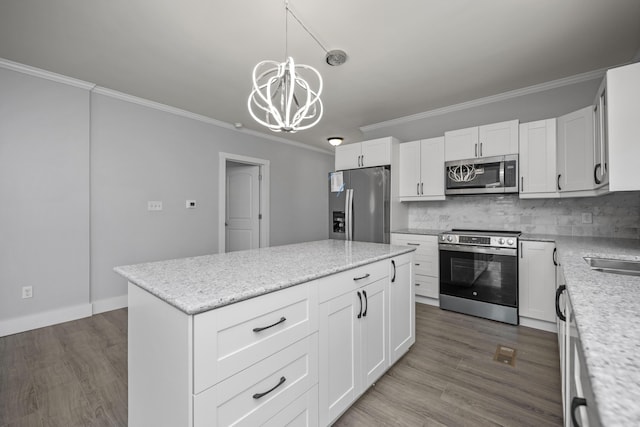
[1,0,639,151]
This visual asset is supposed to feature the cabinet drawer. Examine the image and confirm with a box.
[194,283,317,393]
[317,260,388,303]
[414,254,438,277]
[263,384,318,427]
[415,275,439,299]
[194,334,319,427]
[391,234,438,256]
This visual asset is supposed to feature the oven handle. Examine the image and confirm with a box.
[439,244,517,257]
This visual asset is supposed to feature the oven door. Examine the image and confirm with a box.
[439,244,518,307]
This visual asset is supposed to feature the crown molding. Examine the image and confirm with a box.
[0,57,96,90]
[91,86,332,155]
[360,67,609,133]
[0,57,331,155]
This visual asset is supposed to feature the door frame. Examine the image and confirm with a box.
[218,153,270,253]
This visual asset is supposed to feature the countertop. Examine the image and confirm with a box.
[398,228,640,424]
[115,239,415,315]
[392,228,445,236]
[551,236,640,426]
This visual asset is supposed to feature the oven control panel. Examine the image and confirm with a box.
[439,233,518,248]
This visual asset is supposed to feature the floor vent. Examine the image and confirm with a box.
[494,344,517,366]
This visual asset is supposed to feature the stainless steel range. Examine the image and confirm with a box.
[439,229,521,325]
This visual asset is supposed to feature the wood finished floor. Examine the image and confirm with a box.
[0,304,562,426]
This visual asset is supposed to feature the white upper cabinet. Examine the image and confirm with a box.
[445,120,518,161]
[478,120,519,158]
[398,137,445,201]
[519,119,559,198]
[334,137,393,170]
[444,127,478,161]
[556,106,597,194]
[602,62,640,192]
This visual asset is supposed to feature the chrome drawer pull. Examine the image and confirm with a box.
[353,273,370,281]
[253,376,286,399]
[252,316,286,333]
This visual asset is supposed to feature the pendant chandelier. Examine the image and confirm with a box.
[248,0,346,133]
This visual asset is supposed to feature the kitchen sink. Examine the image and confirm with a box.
[583,257,640,277]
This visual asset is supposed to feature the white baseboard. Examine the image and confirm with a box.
[519,317,557,333]
[0,303,93,337]
[92,294,128,314]
[416,295,439,307]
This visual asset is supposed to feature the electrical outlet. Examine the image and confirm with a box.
[582,212,593,224]
[147,201,163,211]
[22,286,33,299]
[186,200,196,209]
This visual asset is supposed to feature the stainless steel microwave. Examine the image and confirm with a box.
[445,154,518,195]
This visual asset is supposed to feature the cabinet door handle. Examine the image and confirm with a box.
[571,396,587,427]
[253,376,286,399]
[361,155,364,167]
[594,163,602,185]
[557,174,562,191]
[391,260,396,283]
[555,285,566,322]
[521,176,524,192]
[252,316,286,333]
[480,142,483,157]
[353,273,370,281]
[420,182,424,195]
[407,243,420,246]
[475,143,478,157]
[520,242,523,258]
[362,290,368,317]
[417,182,420,195]
[357,291,363,319]
[553,248,558,266]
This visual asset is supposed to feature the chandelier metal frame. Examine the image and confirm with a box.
[248,0,326,133]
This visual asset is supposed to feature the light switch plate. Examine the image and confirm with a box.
[186,200,196,209]
[148,201,163,211]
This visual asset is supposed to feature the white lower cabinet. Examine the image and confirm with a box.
[564,288,601,427]
[318,277,388,426]
[194,334,318,427]
[518,240,557,329]
[263,385,319,427]
[128,254,414,427]
[388,254,415,365]
[391,233,439,303]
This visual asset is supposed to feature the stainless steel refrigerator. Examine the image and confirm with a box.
[328,166,390,244]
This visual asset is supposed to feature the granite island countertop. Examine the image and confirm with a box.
[115,239,415,315]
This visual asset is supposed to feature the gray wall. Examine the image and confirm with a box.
[1,63,332,332]
[0,67,91,322]
[408,192,640,239]
[362,78,602,142]
[91,93,333,304]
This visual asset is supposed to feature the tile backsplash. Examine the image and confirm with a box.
[407,192,640,239]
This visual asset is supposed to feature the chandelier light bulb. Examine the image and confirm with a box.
[248,57,323,133]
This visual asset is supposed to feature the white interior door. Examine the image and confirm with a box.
[225,163,260,252]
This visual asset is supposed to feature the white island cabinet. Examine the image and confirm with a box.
[116,240,415,427]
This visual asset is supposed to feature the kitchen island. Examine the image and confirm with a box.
[115,239,416,426]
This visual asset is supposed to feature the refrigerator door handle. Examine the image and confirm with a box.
[345,189,354,241]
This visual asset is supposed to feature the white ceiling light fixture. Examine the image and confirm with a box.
[248,0,346,133]
[327,137,344,146]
